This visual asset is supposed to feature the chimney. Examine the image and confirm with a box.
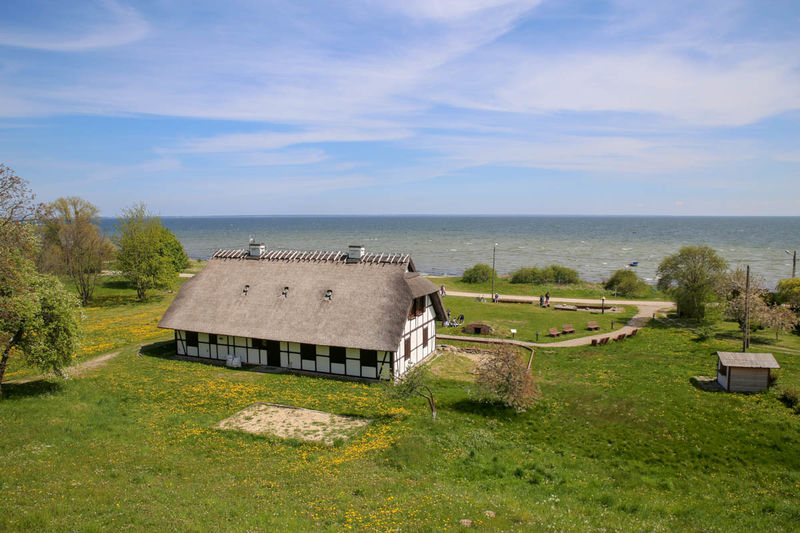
[347,244,365,263]
[248,236,265,258]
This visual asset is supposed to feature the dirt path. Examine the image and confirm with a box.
[440,292,674,348]
[6,351,120,385]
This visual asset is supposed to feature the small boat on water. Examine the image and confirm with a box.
[628,261,639,267]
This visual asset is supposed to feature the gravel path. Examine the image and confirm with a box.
[5,351,120,385]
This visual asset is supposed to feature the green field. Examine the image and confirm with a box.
[439,296,636,343]
[427,275,669,301]
[2,278,799,531]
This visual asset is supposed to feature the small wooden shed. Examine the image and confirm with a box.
[716,352,779,392]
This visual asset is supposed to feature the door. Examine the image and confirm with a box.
[267,340,281,367]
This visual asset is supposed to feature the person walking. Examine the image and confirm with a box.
[545,291,550,307]
[539,295,544,307]
[440,284,446,297]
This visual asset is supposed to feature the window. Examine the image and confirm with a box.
[209,334,217,345]
[252,338,267,350]
[416,296,425,316]
[404,337,411,360]
[718,363,727,376]
[301,343,316,361]
[361,350,377,368]
[330,346,346,365]
[422,327,428,347]
[186,331,198,347]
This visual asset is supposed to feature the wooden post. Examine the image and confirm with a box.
[743,265,750,352]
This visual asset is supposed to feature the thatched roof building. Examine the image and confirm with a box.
[159,243,445,379]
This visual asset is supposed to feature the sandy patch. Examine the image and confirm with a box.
[215,403,371,445]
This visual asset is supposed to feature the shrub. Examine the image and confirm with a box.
[542,264,580,284]
[475,345,539,412]
[604,269,650,297]
[510,267,544,284]
[461,263,494,284]
[779,388,799,410]
[509,264,580,285]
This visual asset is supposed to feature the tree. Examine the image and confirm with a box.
[0,166,80,394]
[776,278,800,310]
[604,269,650,297]
[157,226,189,272]
[763,305,799,341]
[475,345,539,412]
[723,268,770,332]
[656,246,728,318]
[461,263,494,284]
[39,197,115,305]
[384,364,437,419]
[116,203,177,301]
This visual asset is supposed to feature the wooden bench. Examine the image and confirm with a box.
[548,327,561,337]
[592,337,610,346]
[562,324,575,334]
[615,333,627,341]
[587,321,600,331]
[629,328,639,337]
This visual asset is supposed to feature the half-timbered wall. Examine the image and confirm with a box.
[394,294,437,377]
[174,330,394,380]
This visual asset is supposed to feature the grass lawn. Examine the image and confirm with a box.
[439,296,637,343]
[427,276,668,301]
[2,281,799,531]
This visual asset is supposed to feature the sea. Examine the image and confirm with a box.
[98,216,800,289]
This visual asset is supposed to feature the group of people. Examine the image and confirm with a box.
[443,309,464,328]
[539,292,550,307]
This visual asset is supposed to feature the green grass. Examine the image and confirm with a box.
[2,281,799,531]
[439,295,636,343]
[427,275,668,301]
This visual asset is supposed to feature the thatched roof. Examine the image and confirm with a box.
[717,352,779,369]
[159,249,444,352]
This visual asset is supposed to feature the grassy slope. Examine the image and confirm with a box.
[427,276,668,301]
[2,281,799,531]
[439,296,636,343]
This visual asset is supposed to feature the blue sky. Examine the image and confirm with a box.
[1,0,799,216]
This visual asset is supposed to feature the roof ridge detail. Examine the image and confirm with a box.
[211,248,410,264]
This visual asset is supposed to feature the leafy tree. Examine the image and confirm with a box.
[461,263,494,284]
[604,269,650,297]
[656,246,728,318]
[763,305,799,341]
[475,345,539,412]
[39,196,115,305]
[723,268,770,332]
[157,226,189,272]
[776,278,800,310]
[384,363,437,419]
[0,166,80,394]
[116,203,176,301]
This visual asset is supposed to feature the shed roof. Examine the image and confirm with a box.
[717,352,780,369]
[159,248,444,352]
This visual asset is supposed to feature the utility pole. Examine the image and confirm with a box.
[787,250,797,278]
[743,264,750,352]
[491,242,497,302]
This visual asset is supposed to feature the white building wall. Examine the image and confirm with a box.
[173,329,397,380]
[394,295,437,378]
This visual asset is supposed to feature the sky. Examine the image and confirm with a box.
[1,0,799,216]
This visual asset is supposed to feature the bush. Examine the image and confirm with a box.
[779,388,799,410]
[475,345,539,412]
[604,269,650,297]
[510,267,544,284]
[509,264,580,285]
[542,265,580,284]
[461,263,494,284]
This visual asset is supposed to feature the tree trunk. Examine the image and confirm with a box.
[0,328,23,395]
[420,386,437,420]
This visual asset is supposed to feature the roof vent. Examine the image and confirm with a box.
[242,284,249,295]
[325,289,333,301]
[347,244,365,263]
[248,236,265,258]
[281,286,289,298]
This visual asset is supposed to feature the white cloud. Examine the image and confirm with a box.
[0,1,148,51]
